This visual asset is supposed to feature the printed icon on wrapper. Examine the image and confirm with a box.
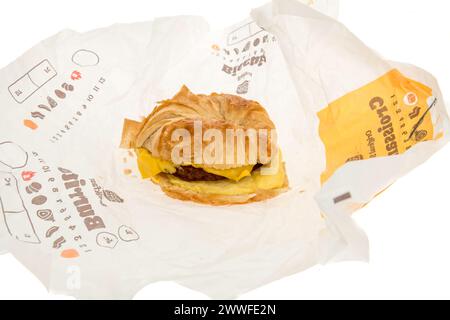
[37,209,55,223]
[26,182,42,194]
[61,249,80,259]
[45,226,59,238]
[118,225,139,242]
[21,171,36,182]
[71,49,100,67]
[237,81,249,95]
[53,236,66,249]
[31,195,48,206]
[0,142,28,170]
[96,232,119,249]
[0,141,40,244]
[404,92,419,106]
[70,71,82,81]
[103,189,124,203]
[415,130,428,142]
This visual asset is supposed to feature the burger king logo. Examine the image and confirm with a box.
[404,92,419,106]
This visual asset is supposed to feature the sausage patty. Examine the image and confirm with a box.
[174,166,225,181]
[173,164,264,182]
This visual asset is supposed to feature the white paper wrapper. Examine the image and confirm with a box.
[0,0,447,299]
[250,0,449,224]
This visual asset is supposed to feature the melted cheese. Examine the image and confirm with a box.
[136,148,176,179]
[136,148,254,181]
[194,164,254,182]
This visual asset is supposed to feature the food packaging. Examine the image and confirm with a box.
[0,0,447,299]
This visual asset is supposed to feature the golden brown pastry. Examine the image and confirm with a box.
[121,86,288,205]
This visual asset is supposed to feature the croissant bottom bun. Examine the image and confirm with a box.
[157,172,289,206]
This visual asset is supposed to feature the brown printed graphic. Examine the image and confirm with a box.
[0,142,40,244]
[8,60,57,104]
[214,22,275,95]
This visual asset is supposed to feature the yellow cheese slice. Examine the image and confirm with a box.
[136,148,254,181]
[136,148,176,179]
[193,164,254,182]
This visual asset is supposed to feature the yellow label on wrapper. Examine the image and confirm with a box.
[318,69,436,183]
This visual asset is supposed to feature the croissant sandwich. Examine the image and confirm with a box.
[121,86,288,205]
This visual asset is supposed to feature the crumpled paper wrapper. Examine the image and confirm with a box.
[0,0,447,299]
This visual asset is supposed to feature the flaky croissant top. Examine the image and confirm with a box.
[121,86,277,169]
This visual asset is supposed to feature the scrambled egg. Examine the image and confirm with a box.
[136,148,176,179]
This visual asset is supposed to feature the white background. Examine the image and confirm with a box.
[0,0,449,300]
